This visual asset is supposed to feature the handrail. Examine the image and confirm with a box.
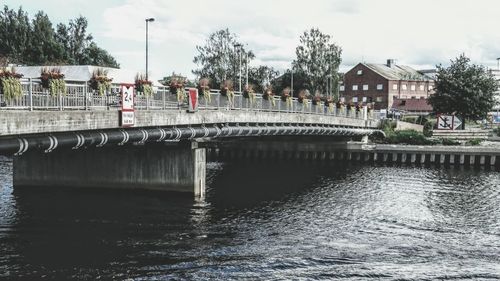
[0,78,379,120]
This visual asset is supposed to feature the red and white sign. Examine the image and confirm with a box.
[120,84,135,127]
[188,88,198,112]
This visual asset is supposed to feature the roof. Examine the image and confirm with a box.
[391,98,433,112]
[14,65,164,87]
[363,63,431,81]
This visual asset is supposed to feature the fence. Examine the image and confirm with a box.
[0,78,377,120]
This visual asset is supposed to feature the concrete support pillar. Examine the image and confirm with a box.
[401,153,407,163]
[373,153,378,162]
[410,154,416,163]
[383,153,389,162]
[364,153,370,162]
[491,156,496,166]
[460,154,465,165]
[470,155,475,165]
[480,155,485,165]
[420,154,426,164]
[449,154,455,165]
[430,154,436,163]
[392,153,398,162]
[329,152,335,160]
[13,142,206,198]
[440,154,446,164]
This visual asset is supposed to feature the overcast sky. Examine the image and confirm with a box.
[7,0,500,81]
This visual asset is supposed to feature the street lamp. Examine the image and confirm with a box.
[234,43,242,92]
[497,57,500,70]
[145,17,155,81]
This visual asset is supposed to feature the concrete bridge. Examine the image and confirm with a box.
[0,80,382,197]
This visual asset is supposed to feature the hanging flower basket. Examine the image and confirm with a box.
[40,68,66,96]
[0,68,23,100]
[312,96,321,106]
[89,69,113,96]
[135,73,153,96]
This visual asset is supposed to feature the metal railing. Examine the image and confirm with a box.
[0,78,378,120]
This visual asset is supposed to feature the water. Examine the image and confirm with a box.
[1,156,500,280]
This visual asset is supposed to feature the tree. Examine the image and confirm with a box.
[295,28,342,96]
[0,5,119,67]
[271,68,309,97]
[247,65,280,93]
[428,54,498,125]
[193,29,254,89]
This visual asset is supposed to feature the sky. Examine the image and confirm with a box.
[5,0,500,81]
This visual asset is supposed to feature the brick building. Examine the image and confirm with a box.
[340,59,435,110]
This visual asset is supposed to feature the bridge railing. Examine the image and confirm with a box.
[0,78,378,120]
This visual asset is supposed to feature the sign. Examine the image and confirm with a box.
[120,111,135,126]
[120,84,135,127]
[187,88,198,112]
[437,115,462,130]
[121,84,134,111]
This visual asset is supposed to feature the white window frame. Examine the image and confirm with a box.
[376,96,383,102]
[352,85,358,91]
[411,85,416,91]
[363,84,369,91]
[429,85,433,90]
[352,97,358,103]
[392,84,398,90]
[402,84,407,90]
[419,85,424,91]
[377,84,383,90]
[362,97,367,102]
[339,85,345,91]
[357,70,363,75]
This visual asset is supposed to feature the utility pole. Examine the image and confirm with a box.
[145,18,155,80]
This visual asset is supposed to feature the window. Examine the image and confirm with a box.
[352,97,358,103]
[392,84,398,90]
[340,97,345,102]
[402,84,407,90]
[377,84,383,90]
[419,85,424,91]
[429,85,433,90]
[362,97,367,102]
[411,96,416,99]
[363,84,369,91]
[411,85,416,91]
[339,85,345,91]
[352,85,358,91]
[357,70,363,75]
[376,97,383,102]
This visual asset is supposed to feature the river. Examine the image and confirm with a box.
[1,156,499,280]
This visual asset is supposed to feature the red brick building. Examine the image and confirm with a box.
[340,60,435,110]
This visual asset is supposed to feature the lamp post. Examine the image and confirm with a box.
[145,17,155,81]
[497,57,500,70]
[234,43,243,92]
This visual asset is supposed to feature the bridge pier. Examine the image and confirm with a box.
[13,142,206,197]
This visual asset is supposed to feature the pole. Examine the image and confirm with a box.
[245,52,248,87]
[146,20,149,81]
[239,48,242,92]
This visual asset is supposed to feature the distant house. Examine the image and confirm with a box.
[14,65,164,87]
[489,69,500,111]
[391,97,433,115]
[340,59,435,110]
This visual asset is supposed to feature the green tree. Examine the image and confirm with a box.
[0,6,31,64]
[271,68,309,97]
[193,28,254,89]
[247,65,280,93]
[428,54,498,126]
[29,11,65,64]
[295,28,342,96]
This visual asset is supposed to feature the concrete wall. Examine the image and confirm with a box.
[13,142,206,196]
[396,120,424,132]
[0,110,379,136]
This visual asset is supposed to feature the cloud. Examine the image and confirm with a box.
[90,0,500,79]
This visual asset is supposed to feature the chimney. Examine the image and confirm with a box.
[387,59,395,68]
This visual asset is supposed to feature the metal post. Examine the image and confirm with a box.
[162,87,166,109]
[239,49,242,93]
[145,18,155,81]
[245,52,249,87]
[28,78,33,111]
[291,67,294,112]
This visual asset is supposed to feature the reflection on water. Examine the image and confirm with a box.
[1,156,500,280]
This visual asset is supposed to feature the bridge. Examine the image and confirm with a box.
[1,79,382,197]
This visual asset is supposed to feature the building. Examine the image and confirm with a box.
[391,97,433,116]
[340,59,435,110]
[489,69,500,111]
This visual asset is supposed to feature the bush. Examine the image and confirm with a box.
[385,130,436,145]
[423,121,434,137]
[465,138,483,146]
[440,138,461,146]
[493,127,500,137]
